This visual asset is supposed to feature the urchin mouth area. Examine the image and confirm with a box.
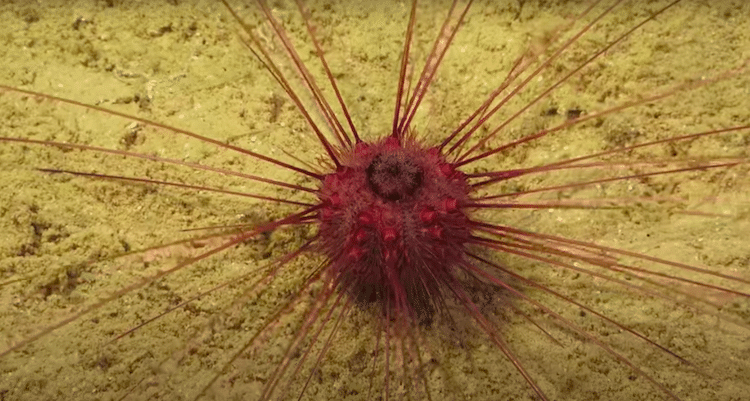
[366,152,423,201]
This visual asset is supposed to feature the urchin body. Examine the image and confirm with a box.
[318,136,472,321]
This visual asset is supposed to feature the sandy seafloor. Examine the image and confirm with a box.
[1,0,750,400]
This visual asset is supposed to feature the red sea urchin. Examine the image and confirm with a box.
[1,0,750,400]
[319,136,472,321]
